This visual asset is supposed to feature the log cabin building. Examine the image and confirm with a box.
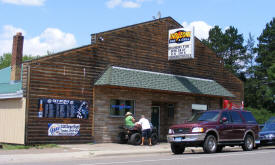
[0,17,243,144]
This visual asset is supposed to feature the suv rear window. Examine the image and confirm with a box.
[241,111,257,124]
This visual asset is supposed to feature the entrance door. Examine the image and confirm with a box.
[151,106,160,135]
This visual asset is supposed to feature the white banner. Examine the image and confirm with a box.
[192,104,207,111]
[168,27,195,60]
[48,123,80,136]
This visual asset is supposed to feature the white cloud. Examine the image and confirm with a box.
[106,0,158,8]
[122,1,141,8]
[182,21,212,40]
[0,0,45,6]
[0,25,77,56]
[0,25,26,39]
[224,26,230,32]
[106,0,122,8]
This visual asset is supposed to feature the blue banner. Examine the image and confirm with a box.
[38,98,89,119]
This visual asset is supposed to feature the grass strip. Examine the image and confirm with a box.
[0,143,58,150]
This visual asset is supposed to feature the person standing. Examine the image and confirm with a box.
[138,115,152,146]
[125,112,135,129]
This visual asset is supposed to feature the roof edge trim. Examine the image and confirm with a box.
[92,16,183,36]
[0,90,23,99]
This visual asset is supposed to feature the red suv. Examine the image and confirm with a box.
[167,109,259,154]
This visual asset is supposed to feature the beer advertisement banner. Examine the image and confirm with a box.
[38,98,89,119]
[48,123,80,136]
[168,27,194,60]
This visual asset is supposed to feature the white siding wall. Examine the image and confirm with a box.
[0,98,26,144]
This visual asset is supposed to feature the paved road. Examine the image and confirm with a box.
[3,148,275,165]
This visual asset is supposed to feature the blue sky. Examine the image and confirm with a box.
[0,0,274,56]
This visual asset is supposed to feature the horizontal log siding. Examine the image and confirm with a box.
[23,17,243,144]
[24,48,96,144]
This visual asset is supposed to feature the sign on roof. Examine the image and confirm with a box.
[168,27,194,60]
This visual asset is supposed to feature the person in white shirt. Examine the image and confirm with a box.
[138,115,152,146]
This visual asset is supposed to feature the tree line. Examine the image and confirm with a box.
[0,53,39,70]
[202,17,275,122]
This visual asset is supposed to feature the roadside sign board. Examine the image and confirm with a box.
[168,27,195,60]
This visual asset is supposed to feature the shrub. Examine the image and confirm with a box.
[246,107,275,124]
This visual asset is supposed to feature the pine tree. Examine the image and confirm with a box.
[255,17,275,111]
[202,26,246,77]
[245,33,256,78]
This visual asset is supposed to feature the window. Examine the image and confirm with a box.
[241,111,257,124]
[230,111,243,123]
[192,104,207,115]
[167,104,175,119]
[110,99,135,117]
[220,111,232,123]
[262,123,275,132]
[189,111,219,122]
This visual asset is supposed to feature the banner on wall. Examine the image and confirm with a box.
[168,27,195,60]
[38,98,89,119]
[48,123,80,136]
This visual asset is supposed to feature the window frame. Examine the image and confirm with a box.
[109,99,135,117]
[240,111,257,124]
[220,111,232,123]
[167,104,175,119]
[191,104,208,116]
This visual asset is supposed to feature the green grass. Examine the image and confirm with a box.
[0,144,58,150]
[86,142,95,145]
[33,144,58,149]
[1,144,31,150]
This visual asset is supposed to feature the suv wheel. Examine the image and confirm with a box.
[171,143,185,154]
[129,133,141,145]
[203,135,217,153]
[242,134,254,151]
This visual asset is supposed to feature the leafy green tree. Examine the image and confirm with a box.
[202,26,247,77]
[223,26,246,75]
[203,18,275,113]
[244,78,259,108]
[0,53,39,70]
[202,26,225,57]
[243,34,258,107]
[254,17,275,112]
[247,107,275,124]
[0,53,12,70]
[244,33,256,78]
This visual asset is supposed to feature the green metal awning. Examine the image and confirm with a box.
[95,66,234,97]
